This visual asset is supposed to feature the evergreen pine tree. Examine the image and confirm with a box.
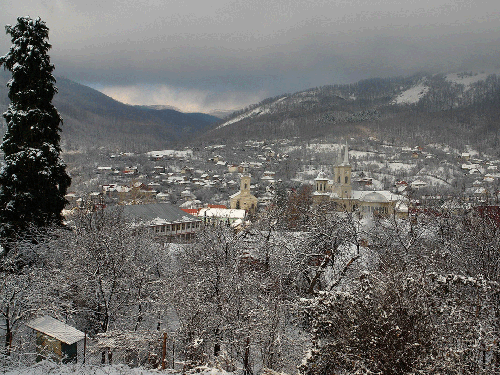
[0,17,70,244]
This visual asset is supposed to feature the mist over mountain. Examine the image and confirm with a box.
[0,71,220,152]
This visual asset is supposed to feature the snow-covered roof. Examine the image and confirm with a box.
[27,316,85,345]
[122,203,200,224]
[350,190,402,202]
[231,219,244,228]
[315,171,328,181]
[361,192,388,203]
[473,187,487,195]
[411,180,428,187]
[199,208,246,219]
[230,191,241,199]
[179,200,202,208]
[312,191,330,197]
[396,201,409,213]
[146,149,193,158]
[115,186,131,193]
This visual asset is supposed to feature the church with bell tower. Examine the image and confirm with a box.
[314,144,351,201]
[313,144,406,217]
[230,174,258,213]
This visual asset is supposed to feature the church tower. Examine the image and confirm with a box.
[333,144,352,198]
[314,171,328,193]
[230,174,258,213]
[240,174,251,193]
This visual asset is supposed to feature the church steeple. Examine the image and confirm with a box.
[333,143,352,198]
[343,143,349,165]
[240,174,251,193]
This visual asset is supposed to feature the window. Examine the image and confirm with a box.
[345,176,348,184]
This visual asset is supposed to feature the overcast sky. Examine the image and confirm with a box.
[1,0,499,112]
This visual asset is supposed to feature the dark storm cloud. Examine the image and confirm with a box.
[1,0,499,111]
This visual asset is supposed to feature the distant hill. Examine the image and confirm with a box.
[207,109,238,119]
[2,69,500,153]
[201,70,500,153]
[0,71,220,152]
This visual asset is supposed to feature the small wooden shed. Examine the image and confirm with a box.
[27,315,85,363]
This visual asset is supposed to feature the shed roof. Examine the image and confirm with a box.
[27,316,85,345]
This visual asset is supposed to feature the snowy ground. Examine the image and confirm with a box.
[1,361,234,375]
[307,143,340,152]
[349,150,381,159]
[426,143,460,155]
[385,162,415,173]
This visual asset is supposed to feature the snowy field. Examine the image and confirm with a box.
[392,82,429,105]
[445,69,500,90]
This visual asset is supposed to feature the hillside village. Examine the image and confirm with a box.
[63,135,500,237]
[5,87,500,374]
[7,135,495,373]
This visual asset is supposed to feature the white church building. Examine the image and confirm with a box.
[312,144,407,217]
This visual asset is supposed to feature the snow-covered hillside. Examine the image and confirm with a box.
[445,69,500,90]
[216,97,287,129]
[392,81,429,105]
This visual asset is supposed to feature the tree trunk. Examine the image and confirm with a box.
[243,337,252,375]
[5,329,12,356]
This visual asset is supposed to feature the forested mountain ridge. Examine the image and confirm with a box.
[0,71,220,152]
[1,69,499,153]
[203,70,500,153]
